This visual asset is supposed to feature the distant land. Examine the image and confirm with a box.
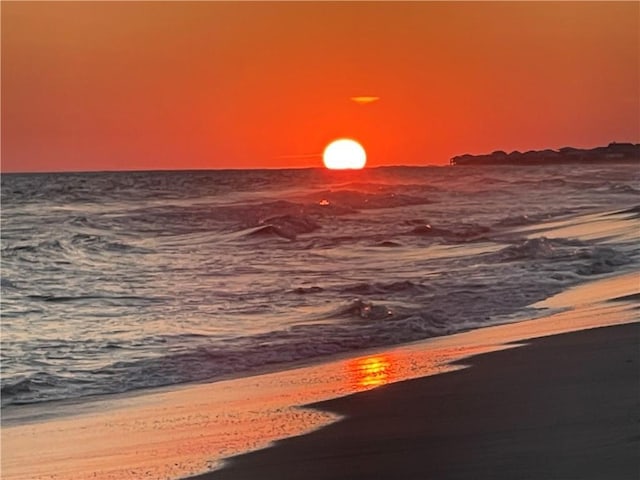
[450,142,639,166]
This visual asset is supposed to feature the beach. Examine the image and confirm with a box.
[192,273,639,480]
[198,324,638,480]
[2,271,638,480]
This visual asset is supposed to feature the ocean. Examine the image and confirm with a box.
[1,164,638,408]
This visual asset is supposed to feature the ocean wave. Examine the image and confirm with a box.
[1,277,18,289]
[492,207,582,229]
[494,214,539,228]
[341,280,431,296]
[496,237,561,261]
[2,236,151,261]
[302,189,431,210]
[575,247,632,275]
[69,233,153,254]
[612,204,640,218]
[409,222,491,241]
[291,286,324,294]
[239,214,320,241]
[605,183,640,194]
[329,299,395,320]
[511,177,568,187]
[1,372,67,406]
[374,240,403,247]
[2,240,65,256]
[25,294,161,305]
[494,237,632,274]
[242,224,298,241]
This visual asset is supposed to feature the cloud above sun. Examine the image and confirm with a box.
[350,96,380,105]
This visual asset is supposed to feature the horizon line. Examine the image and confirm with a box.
[0,163,447,176]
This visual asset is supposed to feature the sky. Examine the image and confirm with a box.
[2,1,639,172]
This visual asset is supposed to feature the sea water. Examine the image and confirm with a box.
[1,164,638,407]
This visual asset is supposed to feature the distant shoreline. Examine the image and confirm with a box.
[450,142,640,166]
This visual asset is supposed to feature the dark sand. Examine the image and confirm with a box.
[190,323,639,480]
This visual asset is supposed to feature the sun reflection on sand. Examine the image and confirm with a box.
[349,354,395,389]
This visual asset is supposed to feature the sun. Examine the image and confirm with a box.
[323,139,367,170]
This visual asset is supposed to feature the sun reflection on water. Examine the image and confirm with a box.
[349,354,394,389]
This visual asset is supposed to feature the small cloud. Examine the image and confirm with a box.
[350,96,380,105]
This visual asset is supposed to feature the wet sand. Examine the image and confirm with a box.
[192,322,639,480]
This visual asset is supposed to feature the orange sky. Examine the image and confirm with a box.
[2,1,639,172]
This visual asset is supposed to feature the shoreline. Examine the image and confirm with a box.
[1,271,638,479]
[196,322,639,480]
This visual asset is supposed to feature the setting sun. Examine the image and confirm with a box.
[323,139,367,170]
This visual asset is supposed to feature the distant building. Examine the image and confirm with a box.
[450,143,640,166]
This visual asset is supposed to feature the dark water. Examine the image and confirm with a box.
[2,164,639,406]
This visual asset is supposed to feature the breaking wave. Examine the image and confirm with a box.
[493,237,632,275]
